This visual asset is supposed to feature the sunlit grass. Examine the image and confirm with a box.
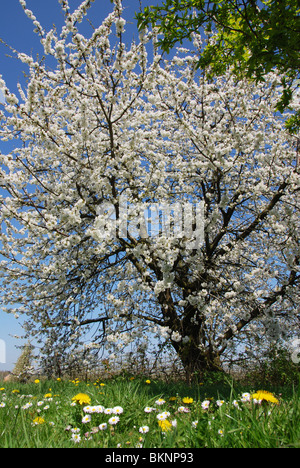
[0,376,299,448]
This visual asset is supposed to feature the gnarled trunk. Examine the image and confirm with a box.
[176,341,222,383]
[159,290,223,382]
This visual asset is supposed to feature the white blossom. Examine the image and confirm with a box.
[115,18,126,35]
[171,331,182,342]
[0,1,298,375]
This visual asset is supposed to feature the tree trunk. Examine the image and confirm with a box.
[174,341,223,383]
[158,291,224,382]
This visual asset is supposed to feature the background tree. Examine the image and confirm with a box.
[137,0,300,133]
[11,342,34,382]
[0,0,299,380]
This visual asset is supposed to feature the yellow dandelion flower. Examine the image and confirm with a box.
[158,419,172,432]
[33,417,45,425]
[251,390,279,404]
[145,380,151,384]
[182,397,194,404]
[72,393,91,405]
[34,379,40,384]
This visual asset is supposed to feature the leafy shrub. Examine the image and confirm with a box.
[243,347,299,388]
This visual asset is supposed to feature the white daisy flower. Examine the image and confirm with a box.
[139,425,149,434]
[71,427,80,434]
[99,423,107,431]
[201,400,210,410]
[71,433,81,443]
[95,405,104,413]
[113,406,123,415]
[82,415,91,424]
[108,416,120,425]
[144,407,154,413]
[156,412,167,421]
[178,406,190,413]
[155,398,166,405]
[241,393,251,402]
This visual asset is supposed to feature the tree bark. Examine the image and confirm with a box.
[174,340,222,383]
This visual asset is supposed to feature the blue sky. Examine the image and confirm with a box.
[0,0,162,370]
[0,0,159,94]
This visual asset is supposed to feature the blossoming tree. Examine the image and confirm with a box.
[0,0,299,379]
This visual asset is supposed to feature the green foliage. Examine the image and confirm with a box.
[247,348,300,388]
[286,111,300,135]
[137,0,300,132]
[137,0,300,76]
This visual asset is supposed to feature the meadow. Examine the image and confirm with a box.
[0,373,299,448]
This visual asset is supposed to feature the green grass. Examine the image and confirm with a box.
[0,375,299,448]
